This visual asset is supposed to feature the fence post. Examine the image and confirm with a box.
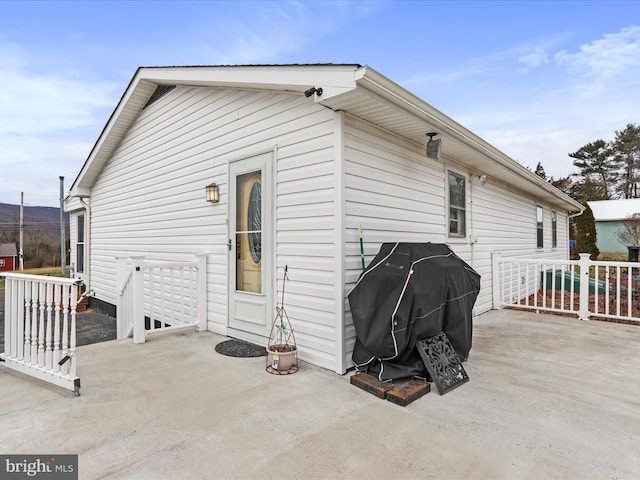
[132,257,146,344]
[115,257,126,339]
[578,253,591,321]
[195,253,208,332]
[492,252,501,309]
[4,278,13,357]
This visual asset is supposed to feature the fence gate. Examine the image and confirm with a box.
[116,255,208,343]
[1,273,82,394]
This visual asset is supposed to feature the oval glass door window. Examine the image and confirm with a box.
[235,171,262,293]
[248,181,262,264]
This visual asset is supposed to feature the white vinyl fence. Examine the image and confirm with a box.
[116,255,207,343]
[493,253,640,323]
[1,273,82,394]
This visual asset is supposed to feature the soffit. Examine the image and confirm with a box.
[319,74,582,212]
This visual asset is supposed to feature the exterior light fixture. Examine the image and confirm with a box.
[426,132,442,160]
[479,174,487,185]
[205,183,219,203]
[304,86,323,98]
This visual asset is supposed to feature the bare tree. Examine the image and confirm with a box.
[616,213,640,246]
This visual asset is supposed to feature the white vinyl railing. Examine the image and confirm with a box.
[1,273,82,394]
[493,252,640,323]
[116,255,207,343]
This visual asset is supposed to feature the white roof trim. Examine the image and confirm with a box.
[588,199,640,221]
[67,64,582,212]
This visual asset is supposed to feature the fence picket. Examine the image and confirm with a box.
[117,256,207,344]
[0,273,82,394]
[494,254,640,324]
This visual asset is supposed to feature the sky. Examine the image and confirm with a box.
[1,0,639,207]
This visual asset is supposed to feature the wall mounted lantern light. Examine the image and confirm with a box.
[205,183,220,203]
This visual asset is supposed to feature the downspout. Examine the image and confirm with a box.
[469,175,475,269]
[568,210,583,258]
[78,197,91,291]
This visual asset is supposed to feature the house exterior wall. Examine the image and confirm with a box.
[69,85,343,371]
[67,82,575,375]
[0,256,15,271]
[341,116,570,369]
[595,221,627,254]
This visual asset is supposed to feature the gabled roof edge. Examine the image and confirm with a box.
[354,66,583,213]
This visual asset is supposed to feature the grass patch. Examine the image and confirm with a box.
[598,253,629,262]
[0,267,69,289]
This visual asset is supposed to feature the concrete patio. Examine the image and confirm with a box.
[1,308,639,479]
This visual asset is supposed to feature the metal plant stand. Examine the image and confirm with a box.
[266,265,298,375]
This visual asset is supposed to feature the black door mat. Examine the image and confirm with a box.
[416,332,469,395]
[215,339,267,357]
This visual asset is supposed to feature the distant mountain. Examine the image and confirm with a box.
[0,203,70,239]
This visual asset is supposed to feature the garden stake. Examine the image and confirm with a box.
[359,224,366,272]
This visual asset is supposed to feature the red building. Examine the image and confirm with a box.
[0,243,17,271]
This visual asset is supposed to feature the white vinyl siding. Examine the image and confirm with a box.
[72,79,575,375]
[341,118,571,365]
[87,85,339,370]
[343,117,446,367]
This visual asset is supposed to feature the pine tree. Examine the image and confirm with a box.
[612,123,640,199]
[569,139,616,200]
[572,201,599,260]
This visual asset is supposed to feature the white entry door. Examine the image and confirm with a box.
[228,152,273,337]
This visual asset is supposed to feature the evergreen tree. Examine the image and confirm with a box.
[569,139,617,200]
[534,162,547,179]
[572,201,599,260]
[612,123,640,198]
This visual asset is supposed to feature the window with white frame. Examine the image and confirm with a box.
[448,171,466,237]
[536,205,544,249]
[551,210,557,248]
[76,214,85,274]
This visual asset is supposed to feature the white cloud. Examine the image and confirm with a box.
[555,26,640,78]
[435,26,640,180]
[518,50,549,68]
[180,0,388,65]
[0,41,117,205]
[0,66,114,134]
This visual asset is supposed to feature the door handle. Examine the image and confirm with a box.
[228,239,232,251]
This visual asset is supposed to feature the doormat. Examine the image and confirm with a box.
[215,339,267,358]
[416,332,469,395]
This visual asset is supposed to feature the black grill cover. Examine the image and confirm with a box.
[348,243,481,381]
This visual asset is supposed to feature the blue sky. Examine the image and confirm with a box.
[1,0,639,206]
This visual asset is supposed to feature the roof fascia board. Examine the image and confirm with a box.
[69,65,361,197]
[355,66,583,212]
[137,65,360,93]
